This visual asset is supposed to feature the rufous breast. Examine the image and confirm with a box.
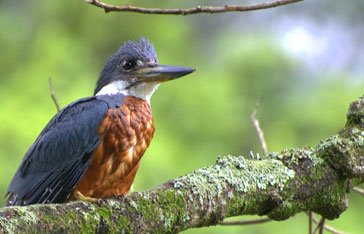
[72,96,155,199]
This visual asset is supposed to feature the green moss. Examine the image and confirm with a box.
[316,130,364,177]
[0,215,15,233]
[120,189,189,233]
[268,200,298,220]
[171,155,296,223]
[115,215,132,234]
[41,212,57,223]
[269,147,322,168]
[96,206,112,219]
[226,195,247,216]
[15,207,38,224]
[264,144,350,220]
[98,201,132,233]
[133,193,160,221]
[346,97,364,127]
[65,210,77,222]
[174,156,294,198]
[156,190,188,231]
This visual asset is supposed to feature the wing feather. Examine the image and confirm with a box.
[6,96,113,206]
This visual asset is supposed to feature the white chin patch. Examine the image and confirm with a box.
[129,82,160,103]
[96,81,160,104]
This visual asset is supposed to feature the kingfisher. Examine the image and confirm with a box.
[5,38,195,206]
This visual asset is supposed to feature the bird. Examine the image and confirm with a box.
[5,37,195,206]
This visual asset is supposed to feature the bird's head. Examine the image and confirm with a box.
[94,38,195,102]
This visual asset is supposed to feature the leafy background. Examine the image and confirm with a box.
[0,0,363,233]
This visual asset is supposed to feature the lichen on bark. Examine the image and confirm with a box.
[1,96,364,233]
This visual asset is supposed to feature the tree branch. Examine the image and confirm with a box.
[353,186,364,197]
[1,96,364,233]
[311,215,347,234]
[85,0,303,15]
[220,217,271,226]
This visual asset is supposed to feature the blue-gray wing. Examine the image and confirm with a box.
[6,97,110,206]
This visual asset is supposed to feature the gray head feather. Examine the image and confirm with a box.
[94,37,158,94]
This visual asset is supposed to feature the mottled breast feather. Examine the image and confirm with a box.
[72,96,155,198]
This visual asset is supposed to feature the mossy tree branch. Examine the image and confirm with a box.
[1,96,364,233]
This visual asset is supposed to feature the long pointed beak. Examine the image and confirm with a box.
[135,65,195,82]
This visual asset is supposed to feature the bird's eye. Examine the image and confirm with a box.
[122,60,135,70]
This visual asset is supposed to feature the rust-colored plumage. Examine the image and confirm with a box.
[72,96,154,198]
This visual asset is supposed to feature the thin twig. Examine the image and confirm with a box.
[309,211,313,234]
[220,217,271,226]
[310,215,347,234]
[313,217,324,234]
[48,77,61,112]
[319,218,325,234]
[353,186,364,196]
[86,0,303,15]
[250,99,268,155]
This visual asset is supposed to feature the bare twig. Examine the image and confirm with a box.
[313,217,325,234]
[220,217,271,226]
[311,215,347,234]
[250,99,268,155]
[85,0,303,15]
[48,77,61,112]
[353,186,364,196]
[319,218,325,234]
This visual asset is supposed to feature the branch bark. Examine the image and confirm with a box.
[86,0,303,15]
[1,96,364,233]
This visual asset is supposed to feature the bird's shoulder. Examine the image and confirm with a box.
[51,93,126,121]
[19,94,127,174]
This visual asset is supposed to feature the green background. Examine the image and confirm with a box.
[1,0,363,233]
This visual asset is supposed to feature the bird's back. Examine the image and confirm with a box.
[6,96,109,206]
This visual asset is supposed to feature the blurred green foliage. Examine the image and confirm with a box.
[0,0,363,233]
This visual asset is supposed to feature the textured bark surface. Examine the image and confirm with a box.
[1,96,364,233]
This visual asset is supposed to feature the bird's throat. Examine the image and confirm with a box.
[96,80,160,104]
